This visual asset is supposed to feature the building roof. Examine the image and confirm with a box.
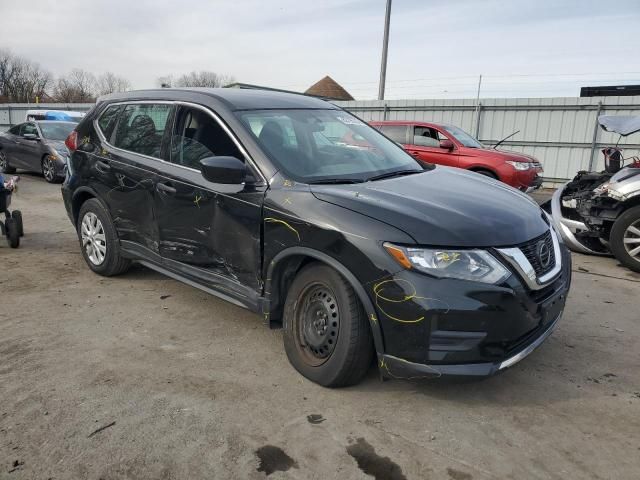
[304,76,354,101]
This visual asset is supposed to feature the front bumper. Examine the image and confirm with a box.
[371,244,571,380]
[549,183,608,255]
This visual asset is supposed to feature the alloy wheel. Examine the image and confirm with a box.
[294,283,340,366]
[81,212,107,265]
[0,151,7,171]
[42,156,55,182]
[623,221,640,259]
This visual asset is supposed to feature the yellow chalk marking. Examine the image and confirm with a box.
[194,194,203,208]
[264,217,301,242]
[372,278,449,324]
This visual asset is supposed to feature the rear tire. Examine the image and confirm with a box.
[12,210,23,236]
[610,206,640,273]
[0,151,16,174]
[283,263,373,387]
[77,198,131,276]
[6,217,19,248]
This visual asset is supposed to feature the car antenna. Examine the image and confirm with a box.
[493,130,520,150]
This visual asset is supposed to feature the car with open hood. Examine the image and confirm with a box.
[61,88,571,387]
[370,120,543,191]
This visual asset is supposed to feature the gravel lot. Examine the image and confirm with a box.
[1,175,639,480]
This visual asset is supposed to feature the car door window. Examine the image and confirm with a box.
[170,106,243,170]
[413,126,445,147]
[377,125,407,144]
[8,124,22,135]
[20,123,38,137]
[97,104,123,142]
[112,104,171,158]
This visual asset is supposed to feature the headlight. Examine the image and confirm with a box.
[506,161,531,170]
[384,243,511,284]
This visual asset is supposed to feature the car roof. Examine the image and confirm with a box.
[370,120,448,128]
[98,88,339,111]
[35,120,77,125]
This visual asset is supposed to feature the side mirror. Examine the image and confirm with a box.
[23,133,39,141]
[439,139,454,150]
[199,156,246,184]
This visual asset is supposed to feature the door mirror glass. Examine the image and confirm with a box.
[439,139,454,150]
[200,156,246,184]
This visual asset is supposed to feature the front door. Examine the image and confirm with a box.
[406,126,459,168]
[16,123,42,170]
[154,104,265,299]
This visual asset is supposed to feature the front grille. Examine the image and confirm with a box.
[518,230,555,277]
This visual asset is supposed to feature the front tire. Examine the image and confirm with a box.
[610,206,640,273]
[42,155,60,183]
[77,198,131,276]
[283,263,373,387]
[12,210,23,236]
[0,151,16,174]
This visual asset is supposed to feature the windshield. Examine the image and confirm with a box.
[38,122,75,141]
[236,109,422,183]
[441,125,484,148]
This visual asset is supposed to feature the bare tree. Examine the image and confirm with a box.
[156,72,235,89]
[53,69,96,102]
[95,72,131,96]
[0,49,52,103]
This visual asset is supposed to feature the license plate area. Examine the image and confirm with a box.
[540,290,565,327]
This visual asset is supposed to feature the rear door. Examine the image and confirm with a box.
[154,103,265,299]
[1,124,23,166]
[405,125,459,168]
[95,102,173,254]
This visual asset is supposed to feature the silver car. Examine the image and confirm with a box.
[548,115,640,273]
[0,120,75,183]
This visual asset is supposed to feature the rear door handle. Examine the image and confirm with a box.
[410,151,420,157]
[96,160,111,171]
[156,182,177,195]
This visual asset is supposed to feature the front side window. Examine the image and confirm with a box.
[412,126,449,147]
[38,122,75,141]
[97,104,123,141]
[237,109,421,183]
[20,123,38,137]
[113,104,172,157]
[170,106,243,170]
[8,124,22,135]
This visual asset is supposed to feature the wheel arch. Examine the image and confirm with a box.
[468,166,499,179]
[264,246,385,354]
[71,187,103,226]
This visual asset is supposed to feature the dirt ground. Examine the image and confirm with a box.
[1,175,639,480]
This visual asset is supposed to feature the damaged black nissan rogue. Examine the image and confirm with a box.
[62,88,571,387]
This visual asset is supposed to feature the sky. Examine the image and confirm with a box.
[1,0,639,100]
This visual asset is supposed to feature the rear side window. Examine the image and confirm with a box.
[170,106,243,170]
[377,125,407,144]
[113,104,172,158]
[97,104,122,141]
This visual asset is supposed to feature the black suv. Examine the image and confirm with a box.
[62,88,571,387]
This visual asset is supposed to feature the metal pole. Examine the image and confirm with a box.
[377,0,392,100]
[588,101,603,171]
[473,74,482,135]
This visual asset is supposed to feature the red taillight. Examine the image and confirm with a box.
[65,131,78,152]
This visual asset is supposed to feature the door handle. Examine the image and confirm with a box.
[96,160,111,171]
[410,151,420,157]
[156,182,177,195]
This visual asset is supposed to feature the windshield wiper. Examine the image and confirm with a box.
[366,169,422,182]
[307,178,365,185]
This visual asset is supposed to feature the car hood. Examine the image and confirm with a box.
[44,139,70,155]
[310,167,548,247]
[462,147,539,163]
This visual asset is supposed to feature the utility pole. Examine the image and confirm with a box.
[474,74,482,137]
[378,0,392,100]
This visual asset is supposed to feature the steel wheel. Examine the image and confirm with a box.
[42,156,56,182]
[623,221,640,259]
[293,283,340,366]
[81,212,107,266]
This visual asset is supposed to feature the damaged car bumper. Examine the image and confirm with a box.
[373,238,571,380]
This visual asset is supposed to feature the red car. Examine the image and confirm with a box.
[370,121,543,191]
